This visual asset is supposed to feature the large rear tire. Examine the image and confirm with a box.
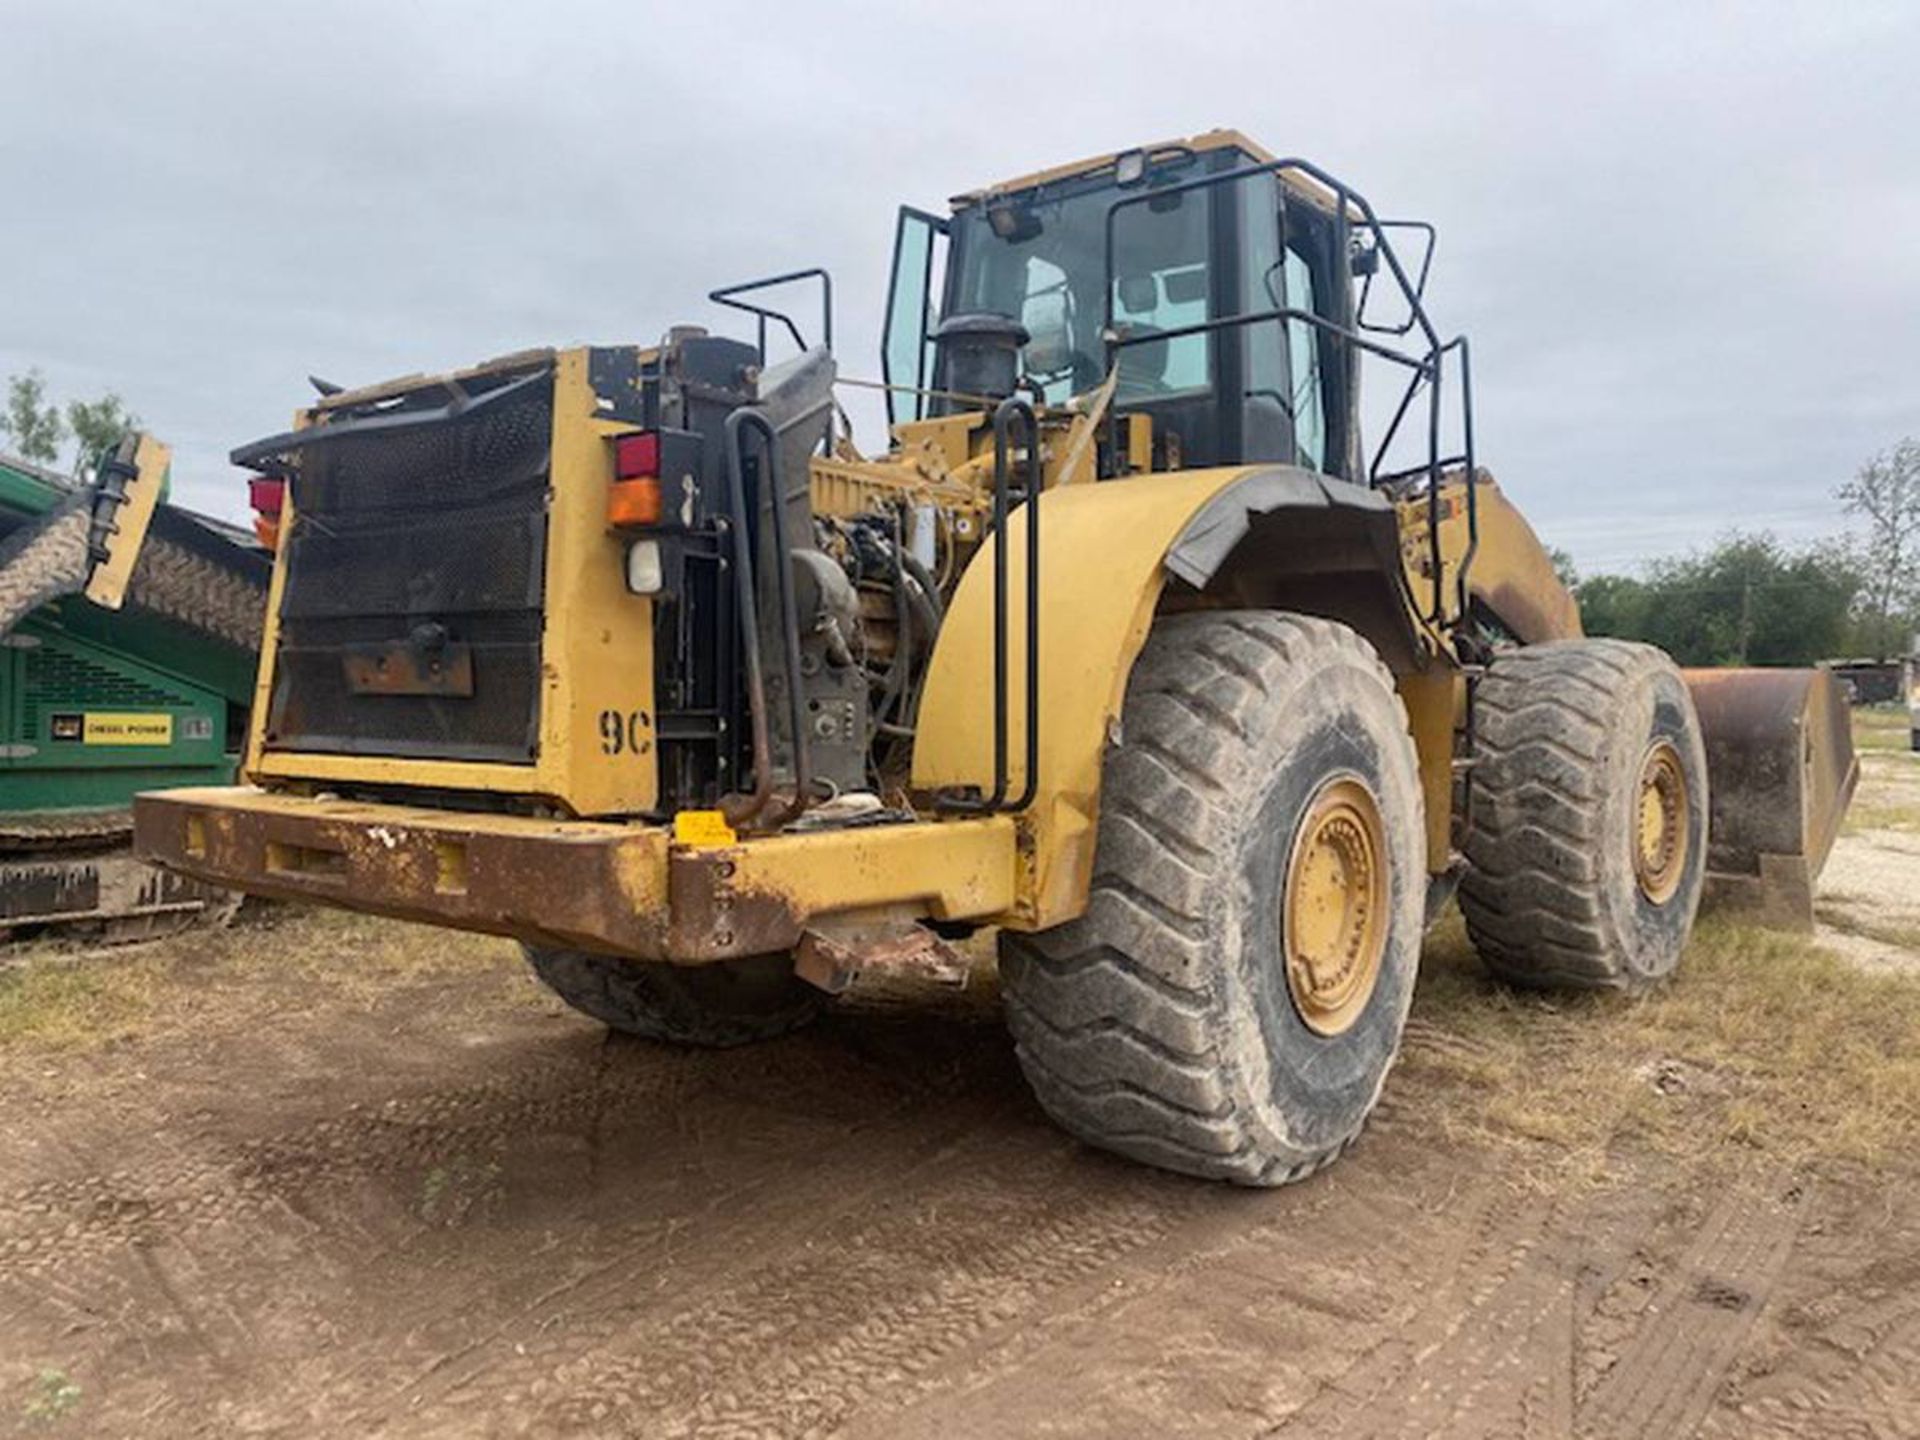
[998,611,1426,1186]
[1459,639,1708,991]
[523,947,824,1047]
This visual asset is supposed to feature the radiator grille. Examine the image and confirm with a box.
[265,367,553,763]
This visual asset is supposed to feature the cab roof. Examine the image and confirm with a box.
[951,128,1342,215]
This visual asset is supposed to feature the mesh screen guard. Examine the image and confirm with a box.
[265,367,553,763]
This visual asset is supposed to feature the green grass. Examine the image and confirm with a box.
[1854,705,1913,753]
[20,1368,81,1426]
[0,953,163,1049]
[1842,801,1920,835]
[1840,710,1920,832]
[1405,915,1920,1182]
[0,908,530,1053]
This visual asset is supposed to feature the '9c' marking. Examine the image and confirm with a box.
[599,709,650,756]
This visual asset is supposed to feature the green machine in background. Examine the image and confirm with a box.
[0,441,268,937]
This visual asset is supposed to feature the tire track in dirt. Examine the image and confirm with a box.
[5,918,1917,1440]
[0,1044,685,1272]
[1698,1188,1920,1438]
[148,1085,998,1439]
[363,1099,1021,1429]
[0,1009,987,1275]
[1728,1303,1920,1438]
[0,1001,1022,1436]
[0,1039,700,1430]
[1259,1006,1559,1436]
[457,1012,1506,1438]
[390,1121,1198,1438]
[807,994,1529,1438]
[827,1129,1464,1439]
[1269,1180,1571,1438]
[1576,1174,1807,1438]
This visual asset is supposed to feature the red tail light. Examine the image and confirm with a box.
[615,432,660,480]
[609,431,664,528]
[248,476,285,516]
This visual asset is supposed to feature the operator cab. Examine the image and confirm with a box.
[883,131,1358,478]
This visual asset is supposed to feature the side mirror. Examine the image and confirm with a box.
[987,201,1042,243]
[1349,243,1380,278]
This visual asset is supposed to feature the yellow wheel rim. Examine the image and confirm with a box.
[1634,739,1689,904]
[1283,776,1389,1037]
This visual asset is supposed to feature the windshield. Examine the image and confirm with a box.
[947,182,1214,405]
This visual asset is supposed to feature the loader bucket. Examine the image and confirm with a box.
[1683,667,1859,929]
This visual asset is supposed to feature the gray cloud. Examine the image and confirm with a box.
[3,0,1914,575]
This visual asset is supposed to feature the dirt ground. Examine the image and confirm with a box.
[1817,712,1920,974]
[2,728,1918,1438]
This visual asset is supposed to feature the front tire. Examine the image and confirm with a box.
[1459,639,1708,990]
[998,611,1426,1186]
[524,947,824,1047]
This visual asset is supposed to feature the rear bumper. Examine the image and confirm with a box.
[133,786,1019,962]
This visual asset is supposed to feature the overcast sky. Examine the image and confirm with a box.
[3,1,1916,574]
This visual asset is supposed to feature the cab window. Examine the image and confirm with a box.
[946,177,1215,407]
[1109,194,1211,400]
[1238,174,1335,473]
[1279,246,1327,470]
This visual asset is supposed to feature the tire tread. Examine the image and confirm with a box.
[1000,611,1416,1185]
[1459,638,1694,991]
[525,948,822,1047]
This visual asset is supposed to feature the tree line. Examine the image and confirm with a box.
[1,368,139,482]
[1560,440,1920,667]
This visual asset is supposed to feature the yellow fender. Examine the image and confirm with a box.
[911,465,1417,928]
[1448,475,1581,644]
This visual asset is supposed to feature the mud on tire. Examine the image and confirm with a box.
[1459,639,1707,991]
[997,610,1426,1186]
[524,947,825,1047]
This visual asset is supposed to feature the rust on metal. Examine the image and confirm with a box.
[663,844,802,961]
[793,911,971,994]
[136,786,671,957]
[343,643,474,697]
[1683,667,1859,929]
[1,851,214,927]
[134,787,1019,963]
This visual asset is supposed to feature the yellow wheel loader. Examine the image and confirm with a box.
[135,131,1854,1184]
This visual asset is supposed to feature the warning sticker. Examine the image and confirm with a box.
[83,712,174,746]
